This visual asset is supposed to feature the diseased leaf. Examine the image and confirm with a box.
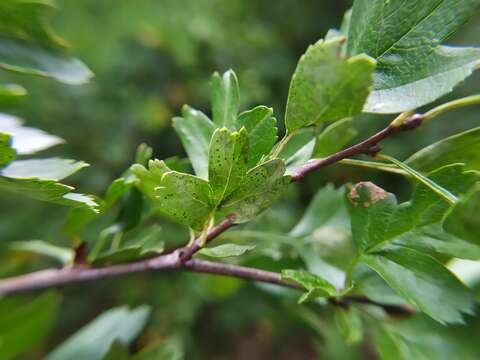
[0,292,61,360]
[210,70,240,129]
[406,127,480,172]
[220,159,290,223]
[237,106,277,167]
[46,305,151,360]
[172,105,215,179]
[361,247,474,324]
[334,306,363,345]
[285,36,375,132]
[348,0,480,113]
[313,118,357,158]
[0,113,64,155]
[208,127,248,205]
[199,243,255,258]
[282,269,339,303]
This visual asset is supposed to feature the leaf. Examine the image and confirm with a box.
[334,307,363,345]
[131,339,184,360]
[405,127,480,172]
[9,240,74,265]
[237,106,277,167]
[0,292,61,360]
[46,305,151,360]
[172,105,215,179]
[285,36,375,132]
[347,182,398,253]
[0,113,64,155]
[348,0,480,113]
[281,269,339,303]
[361,247,474,324]
[0,158,88,180]
[131,159,171,201]
[0,0,93,84]
[199,243,255,258]
[0,132,15,167]
[220,159,290,223]
[209,69,240,129]
[313,118,357,158]
[102,342,129,360]
[0,84,27,107]
[208,127,248,204]
[278,128,316,175]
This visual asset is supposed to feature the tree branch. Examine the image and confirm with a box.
[0,113,425,316]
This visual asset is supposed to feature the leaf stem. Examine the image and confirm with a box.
[423,94,480,122]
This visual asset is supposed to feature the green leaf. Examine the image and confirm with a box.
[102,342,129,360]
[282,269,339,303]
[361,247,474,324]
[220,159,290,223]
[334,306,363,345]
[0,132,15,167]
[199,243,255,258]
[285,36,375,132]
[0,84,26,106]
[209,69,240,129]
[0,292,61,360]
[348,182,398,253]
[172,105,215,179]
[9,240,74,265]
[131,159,171,201]
[208,127,248,204]
[278,128,316,175]
[313,118,357,158]
[348,0,480,113]
[0,0,92,84]
[131,339,184,360]
[0,158,88,180]
[46,305,151,360]
[237,106,277,167]
[406,127,480,172]
[0,113,64,155]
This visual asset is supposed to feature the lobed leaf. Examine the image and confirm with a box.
[209,70,240,130]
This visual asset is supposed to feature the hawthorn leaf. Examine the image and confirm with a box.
[46,305,151,360]
[278,128,316,175]
[0,158,88,181]
[0,132,15,167]
[131,159,171,200]
[285,36,375,132]
[361,247,474,324]
[282,269,339,303]
[313,118,357,158]
[208,127,248,204]
[9,240,74,265]
[348,0,480,113]
[0,292,61,360]
[220,159,290,223]
[335,306,363,345]
[172,105,214,179]
[199,244,255,258]
[209,69,240,129]
[406,127,480,172]
[237,106,277,167]
[0,114,64,155]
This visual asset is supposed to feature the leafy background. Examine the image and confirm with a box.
[1,0,480,359]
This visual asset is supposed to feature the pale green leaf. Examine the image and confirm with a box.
[131,159,171,201]
[361,247,474,324]
[285,36,375,132]
[199,243,255,258]
[313,118,357,158]
[0,158,88,181]
[208,127,248,204]
[172,105,215,179]
[47,305,151,360]
[278,128,316,175]
[209,69,240,129]
[9,240,74,265]
[348,0,480,113]
[237,106,277,167]
[220,159,290,223]
[282,269,338,303]
[334,307,363,345]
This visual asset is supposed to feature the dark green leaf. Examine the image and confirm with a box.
[47,305,151,360]
[209,70,240,129]
[361,247,474,324]
[237,106,277,168]
[220,159,290,223]
[285,36,375,132]
[172,105,215,179]
[208,127,248,205]
[348,0,480,113]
